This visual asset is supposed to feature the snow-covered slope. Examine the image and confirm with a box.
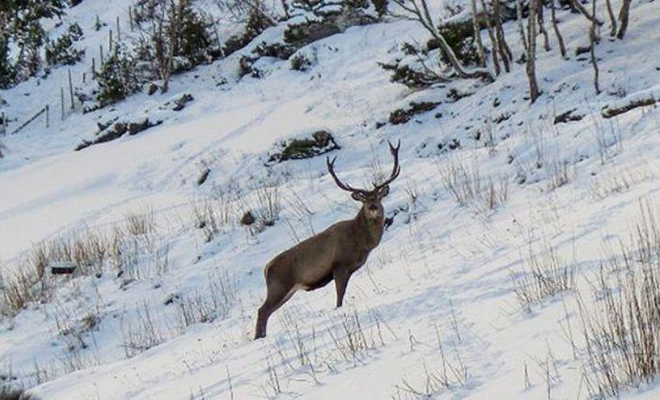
[2,0,660,399]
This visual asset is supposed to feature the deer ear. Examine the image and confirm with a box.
[351,192,365,202]
[378,185,390,198]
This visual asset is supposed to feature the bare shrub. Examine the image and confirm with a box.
[255,185,281,227]
[590,165,654,200]
[173,269,237,329]
[482,177,508,211]
[191,197,233,242]
[592,117,623,164]
[547,155,571,190]
[438,158,481,206]
[512,243,575,312]
[1,267,42,317]
[125,209,155,237]
[0,385,32,400]
[437,158,507,211]
[578,220,660,398]
[120,301,164,358]
[52,296,102,352]
[118,236,170,282]
[57,345,100,375]
[393,324,468,399]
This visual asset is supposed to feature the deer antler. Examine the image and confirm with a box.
[374,140,401,190]
[326,140,401,194]
[326,156,370,196]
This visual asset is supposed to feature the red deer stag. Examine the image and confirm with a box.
[254,141,401,339]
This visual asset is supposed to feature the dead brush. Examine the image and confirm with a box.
[437,158,482,206]
[578,201,660,396]
[436,158,507,211]
[191,197,233,242]
[255,185,281,228]
[0,385,31,400]
[326,310,381,365]
[52,295,102,351]
[547,155,571,190]
[171,269,237,330]
[590,165,654,200]
[120,301,164,358]
[125,209,155,236]
[392,324,469,399]
[512,243,575,312]
[0,265,44,317]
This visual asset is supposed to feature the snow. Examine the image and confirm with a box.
[1,0,660,398]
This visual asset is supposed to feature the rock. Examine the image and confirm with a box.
[241,211,256,226]
[148,84,159,96]
[172,93,194,111]
[269,131,340,163]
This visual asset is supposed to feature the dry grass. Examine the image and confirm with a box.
[436,158,507,212]
[512,243,575,312]
[172,269,237,329]
[578,201,660,397]
[590,164,655,200]
[0,386,33,400]
[120,301,164,358]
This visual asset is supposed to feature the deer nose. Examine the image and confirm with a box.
[369,204,378,211]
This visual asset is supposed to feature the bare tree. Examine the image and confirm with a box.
[550,0,566,57]
[526,0,541,103]
[214,0,279,24]
[480,0,502,75]
[568,0,603,26]
[493,0,513,70]
[616,0,632,39]
[516,0,528,59]
[590,0,600,94]
[604,0,617,36]
[470,0,487,66]
[537,0,551,51]
[392,0,494,82]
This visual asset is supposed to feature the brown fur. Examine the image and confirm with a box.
[254,142,400,339]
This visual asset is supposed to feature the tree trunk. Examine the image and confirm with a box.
[569,0,603,25]
[605,0,617,36]
[590,0,600,94]
[395,0,494,82]
[480,0,502,75]
[550,0,567,57]
[516,0,528,61]
[471,0,487,67]
[493,0,512,70]
[526,0,541,103]
[616,0,632,39]
[537,0,551,51]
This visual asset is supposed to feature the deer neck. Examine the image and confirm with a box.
[355,208,384,249]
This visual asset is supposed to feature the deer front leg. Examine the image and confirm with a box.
[333,265,350,308]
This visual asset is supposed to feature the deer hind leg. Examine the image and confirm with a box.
[254,281,296,340]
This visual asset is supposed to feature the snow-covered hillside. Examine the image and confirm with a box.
[1,0,660,398]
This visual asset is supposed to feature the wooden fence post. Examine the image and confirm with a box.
[61,87,65,120]
[68,69,75,110]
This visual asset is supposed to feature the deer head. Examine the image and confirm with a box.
[326,140,401,222]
